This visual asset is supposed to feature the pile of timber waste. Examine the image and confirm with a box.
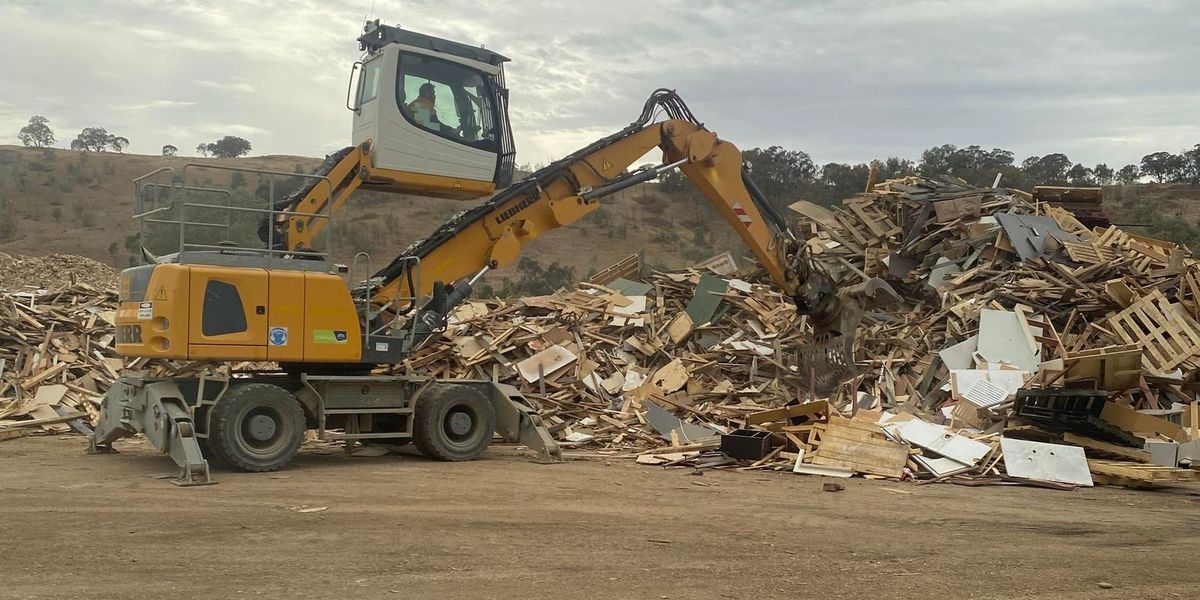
[0,254,190,441]
[4,178,1200,490]
[395,175,1200,488]
[0,282,206,442]
[0,252,120,292]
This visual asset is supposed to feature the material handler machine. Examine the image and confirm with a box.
[90,21,891,484]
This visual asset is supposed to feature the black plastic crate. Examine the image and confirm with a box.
[720,429,773,460]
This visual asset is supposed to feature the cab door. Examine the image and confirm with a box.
[187,265,269,359]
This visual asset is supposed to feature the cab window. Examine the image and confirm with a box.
[358,57,382,105]
[397,53,498,152]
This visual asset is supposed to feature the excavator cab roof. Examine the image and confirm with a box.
[357,20,510,65]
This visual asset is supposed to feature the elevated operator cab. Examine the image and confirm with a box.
[350,21,516,198]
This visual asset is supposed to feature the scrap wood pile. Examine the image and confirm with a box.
[0,252,130,440]
[390,252,818,450]
[0,252,119,292]
[401,175,1200,489]
[754,174,1200,487]
[0,283,204,441]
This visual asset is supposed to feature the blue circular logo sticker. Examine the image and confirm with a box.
[268,327,288,346]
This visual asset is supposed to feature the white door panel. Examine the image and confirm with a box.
[374,114,494,180]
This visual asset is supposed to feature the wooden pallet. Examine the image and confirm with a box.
[1094,226,1180,273]
[1088,459,1198,488]
[1062,240,1121,266]
[809,416,909,478]
[1103,289,1200,372]
[587,253,641,286]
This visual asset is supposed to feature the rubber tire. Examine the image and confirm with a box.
[413,384,496,461]
[207,383,305,472]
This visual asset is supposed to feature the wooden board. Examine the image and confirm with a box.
[746,401,829,427]
[811,417,908,478]
[1062,240,1120,266]
[0,428,29,442]
[1061,433,1151,463]
[1064,344,1141,390]
[1088,459,1198,483]
[665,312,694,345]
[588,254,642,286]
[1100,401,1188,443]
[651,358,688,394]
[932,195,981,223]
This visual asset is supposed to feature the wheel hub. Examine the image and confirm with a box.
[447,411,473,437]
[247,414,277,442]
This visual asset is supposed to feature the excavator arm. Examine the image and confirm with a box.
[269,91,892,376]
[358,91,880,339]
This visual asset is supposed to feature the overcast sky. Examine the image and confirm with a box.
[1,0,1197,169]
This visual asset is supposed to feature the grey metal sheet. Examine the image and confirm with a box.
[994,212,1078,261]
[643,399,717,443]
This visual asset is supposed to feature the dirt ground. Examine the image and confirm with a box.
[2,436,1198,600]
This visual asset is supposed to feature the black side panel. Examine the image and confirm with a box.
[491,67,515,188]
[202,280,247,336]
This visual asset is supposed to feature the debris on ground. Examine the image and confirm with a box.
[4,174,1200,492]
[0,281,210,438]
[0,252,119,292]
[392,175,1200,488]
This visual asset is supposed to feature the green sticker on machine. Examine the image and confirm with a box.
[313,330,348,344]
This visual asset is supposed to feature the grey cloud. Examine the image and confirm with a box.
[0,0,1196,170]
[194,81,257,94]
[113,100,197,111]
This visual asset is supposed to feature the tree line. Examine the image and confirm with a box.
[658,142,1200,210]
[15,115,253,158]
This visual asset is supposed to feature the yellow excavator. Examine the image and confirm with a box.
[90,21,892,485]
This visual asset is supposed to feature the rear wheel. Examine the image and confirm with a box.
[207,383,305,472]
[413,384,495,461]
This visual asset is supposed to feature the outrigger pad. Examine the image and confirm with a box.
[483,382,563,463]
[89,377,216,486]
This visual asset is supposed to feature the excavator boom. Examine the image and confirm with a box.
[268,91,859,340]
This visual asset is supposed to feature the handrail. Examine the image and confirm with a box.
[178,201,331,219]
[178,162,338,256]
[350,252,373,348]
[346,60,364,112]
[132,162,339,269]
[178,242,327,259]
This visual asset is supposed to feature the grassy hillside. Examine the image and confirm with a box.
[0,146,746,286]
[4,145,1196,289]
[1104,183,1200,248]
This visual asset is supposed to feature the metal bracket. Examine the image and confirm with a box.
[486,382,562,463]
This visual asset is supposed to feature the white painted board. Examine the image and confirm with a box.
[914,455,972,477]
[977,309,1040,371]
[939,335,979,370]
[1000,437,1093,486]
[516,345,578,383]
[962,379,1010,408]
[891,419,991,466]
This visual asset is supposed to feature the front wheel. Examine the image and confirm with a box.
[206,383,305,472]
[413,384,495,461]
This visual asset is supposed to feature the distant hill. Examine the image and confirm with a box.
[3,145,1198,289]
[0,145,747,286]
